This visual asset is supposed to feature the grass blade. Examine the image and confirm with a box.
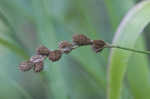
[0,37,29,59]
[108,1,150,99]
[127,37,150,99]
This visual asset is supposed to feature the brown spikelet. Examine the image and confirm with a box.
[19,60,33,72]
[92,40,106,53]
[48,50,62,62]
[72,34,92,46]
[19,34,109,73]
[33,61,44,72]
[59,41,73,54]
[36,45,50,56]
[30,55,46,63]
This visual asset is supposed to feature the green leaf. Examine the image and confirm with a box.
[0,0,35,52]
[104,0,135,29]
[0,42,32,99]
[108,1,150,99]
[127,37,150,99]
[0,37,29,59]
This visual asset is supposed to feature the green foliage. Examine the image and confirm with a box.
[127,37,150,99]
[0,0,150,99]
[108,1,150,99]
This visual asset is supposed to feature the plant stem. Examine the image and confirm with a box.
[107,44,150,55]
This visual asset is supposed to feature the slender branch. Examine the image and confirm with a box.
[106,43,150,55]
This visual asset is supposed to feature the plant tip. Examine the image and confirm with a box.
[92,40,106,53]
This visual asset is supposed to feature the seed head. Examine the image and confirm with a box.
[48,50,62,62]
[30,55,46,63]
[19,60,33,72]
[36,45,50,56]
[59,41,73,54]
[72,34,92,46]
[33,61,44,72]
[92,40,106,53]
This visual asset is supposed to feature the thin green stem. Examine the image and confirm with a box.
[107,44,150,55]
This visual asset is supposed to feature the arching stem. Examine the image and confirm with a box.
[106,43,150,55]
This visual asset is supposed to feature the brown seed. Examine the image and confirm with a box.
[19,60,33,72]
[48,50,62,62]
[92,40,106,53]
[59,41,73,54]
[36,45,50,56]
[72,34,92,46]
[30,55,46,63]
[33,61,44,72]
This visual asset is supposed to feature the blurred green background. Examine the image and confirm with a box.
[0,0,150,99]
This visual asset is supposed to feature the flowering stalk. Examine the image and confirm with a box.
[19,34,150,73]
[106,43,150,55]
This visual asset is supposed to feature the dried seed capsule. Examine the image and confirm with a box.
[92,40,106,53]
[59,41,73,54]
[72,34,92,46]
[33,61,44,72]
[19,60,33,72]
[30,55,46,63]
[36,45,50,56]
[48,50,62,62]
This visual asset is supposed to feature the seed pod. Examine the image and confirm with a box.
[33,61,44,72]
[19,60,33,72]
[92,40,106,53]
[72,34,92,46]
[36,45,50,56]
[30,55,46,63]
[59,41,73,54]
[48,50,62,62]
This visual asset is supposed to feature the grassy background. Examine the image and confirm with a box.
[0,0,150,99]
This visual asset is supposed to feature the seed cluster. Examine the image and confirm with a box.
[19,34,106,72]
